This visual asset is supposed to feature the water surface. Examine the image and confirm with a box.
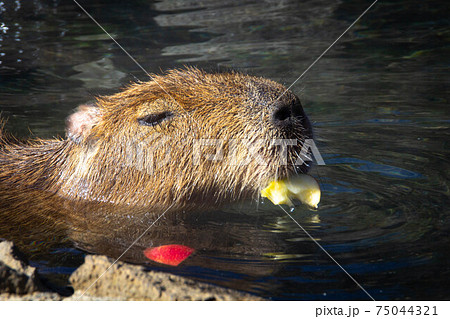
[0,0,449,300]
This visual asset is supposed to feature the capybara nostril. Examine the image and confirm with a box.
[272,104,292,126]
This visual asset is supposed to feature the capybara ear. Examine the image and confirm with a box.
[66,104,101,144]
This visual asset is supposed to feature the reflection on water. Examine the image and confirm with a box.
[0,0,449,300]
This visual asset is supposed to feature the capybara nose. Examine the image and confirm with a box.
[271,99,312,137]
[271,100,304,127]
[272,103,292,125]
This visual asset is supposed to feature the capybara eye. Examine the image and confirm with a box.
[137,111,174,127]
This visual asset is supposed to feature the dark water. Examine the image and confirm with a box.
[0,0,449,300]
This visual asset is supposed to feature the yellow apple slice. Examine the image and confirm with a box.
[261,175,320,209]
[260,180,293,206]
[285,175,321,209]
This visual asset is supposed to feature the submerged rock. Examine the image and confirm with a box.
[0,292,62,301]
[0,241,263,300]
[69,255,263,301]
[0,241,46,295]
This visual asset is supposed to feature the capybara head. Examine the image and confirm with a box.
[5,68,313,210]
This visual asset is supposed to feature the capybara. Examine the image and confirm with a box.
[0,67,312,213]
